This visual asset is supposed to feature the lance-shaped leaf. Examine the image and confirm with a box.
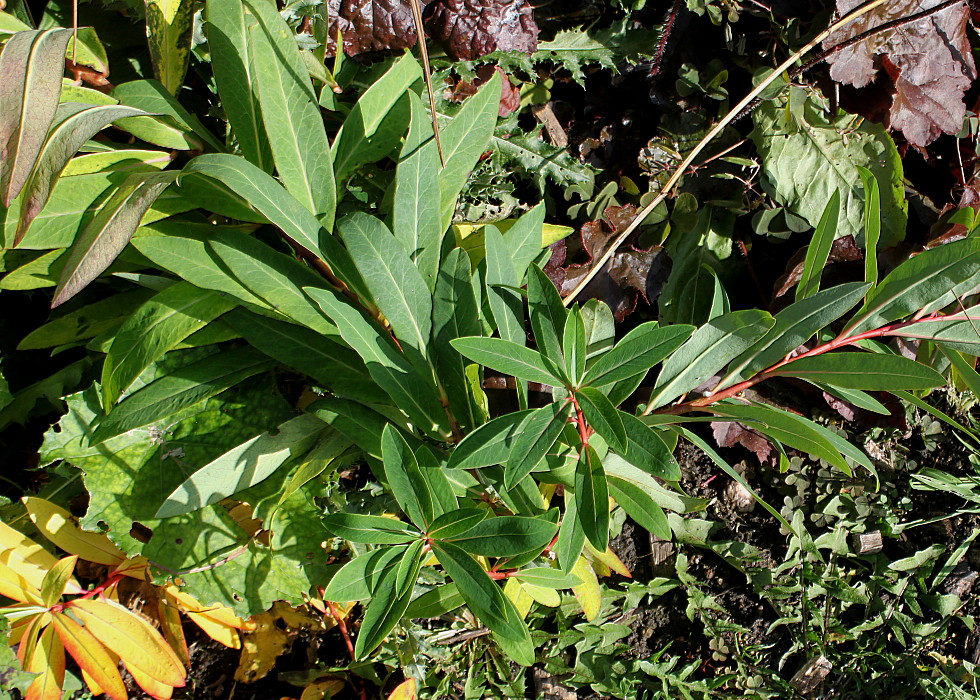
[844,238,980,336]
[719,282,870,388]
[618,412,679,480]
[431,540,534,664]
[405,583,464,618]
[206,0,273,171]
[14,104,147,244]
[442,515,557,557]
[50,612,127,700]
[796,190,840,301]
[243,0,335,222]
[354,539,424,659]
[145,0,194,95]
[583,322,694,387]
[306,287,449,439]
[556,496,585,572]
[322,546,406,603]
[112,80,223,152]
[0,28,72,206]
[574,444,609,550]
[21,619,66,700]
[101,281,236,406]
[306,397,394,465]
[648,310,774,409]
[51,170,178,307]
[608,477,670,541]
[91,347,272,444]
[506,402,571,489]
[575,387,626,452]
[321,513,421,544]
[882,304,980,355]
[772,352,945,390]
[23,497,124,567]
[857,165,880,291]
[69,598,186,687]
[382,424,438,528]
[332,53,420,184]
[448,409,535,470]
[564,305,587,383]
[505,203,548,284]
[181,154,364,299]
[393,91,442,290]
[340,212,431,358]
[427,508,492,540]
[451,337,564,387]
[40,555,77,607]
[155,414,326,517]
[527,263,566,361]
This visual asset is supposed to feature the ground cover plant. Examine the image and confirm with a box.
[3,0,980,698]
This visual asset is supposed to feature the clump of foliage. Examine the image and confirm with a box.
[2,0,980,698]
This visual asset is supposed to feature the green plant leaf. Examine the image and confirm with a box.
[563,305,587,384]
[608,477,670,540]
[773,352,945,390]
[332,53,420,183]
[17,287,155,350]
[431,540,534,665]
[91,347,272,444]
[504,203,548,284]
[101,281,236,406]
[649,310,774,409]
[242,0,334,222]
[354,538,424,659]
[510,567,580,589]
[618,412,680,480]
[306,397,394,465]
[206,0,273,171]
[583,322,694,387]
[527,263,566,361]
[437,74,500,230]
[392,90,442,291]
[796,190,840,301]
[556,496,585,571]
[14,104,147,244]
[382,424,438,529]
[155,414,325,517]
[448,409,535,470]
[322,546,405,603]
[506,402,571,489]
[484,224,525,347]
[574,444,608,550]
[451,337,564,387]
[883,305,980,355]
[811,383,889,414]
[321,513,421,544]
[427,508,492,540]
[856,165,880,291]
[112,80,223,151]
[575,387,626,453]
[339,212,431,358]
[443,515,557,557]
[305,287,449,440]
[844,239,980,336]
[145,0,194,95]
[51,170,179,307]
[719,282,870,388]
[0,28,72,206]
[224,309,387,404]
[404,584,463,618]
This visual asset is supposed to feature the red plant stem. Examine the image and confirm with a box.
[326,600,356,661]
[657,312,950,416]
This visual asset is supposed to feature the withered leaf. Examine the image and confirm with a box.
[773,234,863,298]
[325,0,423,57]
[427,0,538,60]
[711,421,774,467]
[823,0,976,147]
[559,205,670,322]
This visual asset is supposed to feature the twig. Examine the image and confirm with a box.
[562,0,893,307]
[408,0,445,167]
[326,601,356,661]
[649,0,683,78]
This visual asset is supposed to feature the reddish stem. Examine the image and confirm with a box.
[326,600,356,662]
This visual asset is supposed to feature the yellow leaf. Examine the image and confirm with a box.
[50,611,128,700]
[387,678,417,700]
[584,541,631,578]
[24,497,126,566]
[165,585,253,649]
[128,663,175,700]
[157,594,189,666]
[0,561,43,604]
[235,611,287,683]
[271,601,320,630]
[69,597,186,687]
[522,582,561,608]
[0,519,82,595]
[24,621,65,700]
[571,556,601,622]
[113,555,152,579]
[300,678,346,700]
[503,578,533,619]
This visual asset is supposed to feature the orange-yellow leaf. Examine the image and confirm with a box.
[165,586,252,649]
[128,664,174,700]
[571,556,601,622]
[80,667,106,697]
[157,594,190,665]
[584,541,631,578]
[7,613,35,646]
[24,497,126,566]
[234,612,287,683]
[113,555,151,579]
[0,519,82,594]
[68,597,186,687]
[387,678,418,700]
[24,622,65,700]
[0,562,44,604]
[300,678,346,700]
[50,611,127,700]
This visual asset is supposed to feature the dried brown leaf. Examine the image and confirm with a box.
[427,0,538,60]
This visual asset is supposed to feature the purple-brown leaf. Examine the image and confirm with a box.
[427,0,538,60]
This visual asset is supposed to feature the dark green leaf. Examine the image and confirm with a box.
[448,409,535,470]
[556,496,585,572]
[619,412,680,480]
[427,508,491,539]
[608,477,670,540]
[322,513,421,544]
[444,516,557,557]
[405,584,463,618]
[382,424,436,528]
[506,402,571,489]
[575,387,626,453]
[451,337,564,386]
[574,444,608,550]
[354,538,423,658]
[583,322,694,387]
[773,352,945,390]
[796,190,840,301]
[322,546,405,602]
[527,263,566,361]
[306,397,397,465]
[563,305,587,384]
[856,165,880,290]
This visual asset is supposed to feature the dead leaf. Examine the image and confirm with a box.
[387,678,418,700]
[445,65,521,117]
[773,234,863,298]
[324,0,421,57]
[824,0,976,147]
[711,421,775,467]
[234,611,288,683]
[427,0,538,60]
